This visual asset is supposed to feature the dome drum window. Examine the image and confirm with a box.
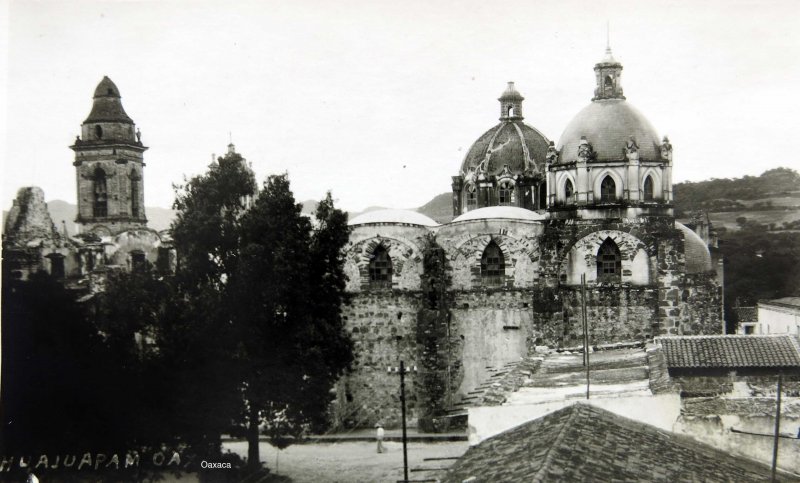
[599,176,616,202]
[465,184,477,212]
[643,175,654,201]
[498,181,516,206]
[368,246,393,289]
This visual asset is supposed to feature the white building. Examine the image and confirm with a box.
[756,297,800,335]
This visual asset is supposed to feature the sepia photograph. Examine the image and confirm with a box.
[2,0,800,481]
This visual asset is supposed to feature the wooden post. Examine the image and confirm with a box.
[400,360,409,483]
[582,274,590,400]
[771,373,782,482]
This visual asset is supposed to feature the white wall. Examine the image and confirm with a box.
[757,304,800,335]
[467,394,681,444]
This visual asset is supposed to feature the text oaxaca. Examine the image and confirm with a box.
[0,450,193,473]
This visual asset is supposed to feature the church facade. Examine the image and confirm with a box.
[333,48,723,430]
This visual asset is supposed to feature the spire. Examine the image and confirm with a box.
[498,82,524,121]
[227,132,236,154]
[592,29,625,101]
[83,76,134,124]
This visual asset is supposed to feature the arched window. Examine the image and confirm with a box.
[130,170,140,217]
[368,245,392,289]
[507,106,515,117]
[596,238,621,282]
[481,241,504,287]
[643,175,654,201]
[93,168,108,217]
[600,175,616,202]
[465,184,477,212]
[498,181,515,206]
[95,125,103,139]
[604,75,614,95]
[131,250,146,273]
[564,179,574,203]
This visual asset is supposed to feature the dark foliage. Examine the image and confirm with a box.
[673,167,800,216]
[1,271,114,453]
[721,221,800,332]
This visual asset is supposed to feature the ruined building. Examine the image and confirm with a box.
[3,77,173,287]
[334,47,723,430]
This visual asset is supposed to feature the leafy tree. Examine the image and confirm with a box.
[231,176,353,468]
[171,151,353,469]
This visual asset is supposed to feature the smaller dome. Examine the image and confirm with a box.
[84,76,134,124]
[675,222,713,274]
[349,209,439,227]
[451,206,546,223]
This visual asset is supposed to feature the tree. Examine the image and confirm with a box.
[231,176,354,468]
[171,151,353,470]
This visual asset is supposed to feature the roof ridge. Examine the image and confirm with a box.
[531,403,582,483]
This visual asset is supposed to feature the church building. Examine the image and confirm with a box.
[334,46,723,430]
[3,77,173,285]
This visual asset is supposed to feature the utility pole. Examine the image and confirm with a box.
[400,360,409,483]
[771,373,782,482]
[581,274,590,399]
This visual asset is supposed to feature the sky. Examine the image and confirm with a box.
[2,0,800,213]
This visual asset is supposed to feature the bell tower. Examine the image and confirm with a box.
[70,76,148,236]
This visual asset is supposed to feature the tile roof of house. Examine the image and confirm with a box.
[656,335,800,369]
[761,297,800,310]
[442,403,783,483]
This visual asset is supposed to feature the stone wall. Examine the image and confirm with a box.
[534,285,659,347]
[333,291,422,429]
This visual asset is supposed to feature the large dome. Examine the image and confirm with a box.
[557,99,660,163]
[460,121,550,176]
[349,209,439,227]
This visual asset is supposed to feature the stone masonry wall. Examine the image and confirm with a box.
[333,291,422,429]
[533,285,659,347]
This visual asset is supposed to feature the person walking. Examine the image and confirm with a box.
[376,422,385,453]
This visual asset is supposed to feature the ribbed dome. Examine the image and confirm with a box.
[675,222,713,274]
[84,76,134,124]
[349,209,439,227]
[557,99,660,163]
[460,121,550,176]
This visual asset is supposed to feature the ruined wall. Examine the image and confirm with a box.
[451,290,534,396]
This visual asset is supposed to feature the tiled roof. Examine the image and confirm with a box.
[442,403,781,483]
[657,335,800,369]
[761,297,800,310]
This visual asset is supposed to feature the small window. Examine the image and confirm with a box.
[564,179,574,202]
[130,170,141,217]
[95,125,103,139]
[465,184,477,212]
[498,181,515,206]
[507,106,515,117]
[643,176,654,201]
[156,247,171,273]
[481,241,504,287]
[600,176,616,202]
[131,251,146,272]
[596,238,621,282]
[604,75,614,94]
[48,254,66,280]
[368,246,392,289]
[744,325,755,335]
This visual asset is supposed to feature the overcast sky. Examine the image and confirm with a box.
[2,0,799,213]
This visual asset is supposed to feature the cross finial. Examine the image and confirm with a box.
[606,21,610,51]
